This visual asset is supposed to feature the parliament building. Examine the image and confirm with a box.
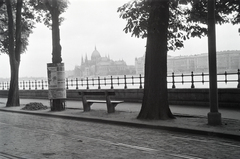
[74,47,135,77]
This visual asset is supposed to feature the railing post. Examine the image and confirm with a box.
[172,72,176,89]
[117,77,120,86]
[181,73,184,85]
[139,74,143,89]
[191,71,195,89]
[23,80,25,90]
[76,78,78,89]
[45,81,48,89]
[98,77,101,89]
[104,77,106,86]
[2,82,4,90]
[71,79,73,88]
[92,78,94,87]
[110,76,113,89]
[202,72,205,84]
[224,71,227,84]
[86,77,89,89]
[35,80,37,90]
[41,80,44,90]
[124,75,127,89]
[29,80,31,90]
[66,78,69,90]
[81,79,83,87]
[238,69,240,88]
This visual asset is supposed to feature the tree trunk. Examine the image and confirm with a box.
[51,2,62,64]
[50,1,65,111]
[6,0,22,107]
[137,0,174,120]
[6,62,20,107]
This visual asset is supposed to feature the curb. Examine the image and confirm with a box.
[0,108,239,141]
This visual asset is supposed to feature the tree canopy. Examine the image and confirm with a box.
[29,0,69,29]
[118,0,239,51]
[0,0,69,55]
[0,0,37,54]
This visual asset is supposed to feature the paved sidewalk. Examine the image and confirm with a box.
[0,100,240,141]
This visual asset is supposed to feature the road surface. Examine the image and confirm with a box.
[0,111,239,159]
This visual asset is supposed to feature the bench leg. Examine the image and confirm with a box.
[82,101,93,112]
[82,95,93,112]
[107,103,118,113]
[106,96,115,113]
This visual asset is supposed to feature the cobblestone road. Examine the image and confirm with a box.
[0,111,239,159]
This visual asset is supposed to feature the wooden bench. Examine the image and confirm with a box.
[78,91,124,113]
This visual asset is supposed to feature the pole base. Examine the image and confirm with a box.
[50,99,65,111]
[208,112,222,125]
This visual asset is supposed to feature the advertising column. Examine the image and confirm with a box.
[47,63,66,100]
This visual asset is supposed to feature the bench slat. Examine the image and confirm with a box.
[87,100,123,104]
[86,100,106,103]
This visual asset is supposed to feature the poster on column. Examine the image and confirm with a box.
[47,63,66,99]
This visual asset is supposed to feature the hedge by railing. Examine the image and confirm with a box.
[1,70,240,90]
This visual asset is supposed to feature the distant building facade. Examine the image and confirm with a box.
[74,47,135,77]
[135,50,240,74]
[135,55,145,75]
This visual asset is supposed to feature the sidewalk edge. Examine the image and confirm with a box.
[0,108,239,141]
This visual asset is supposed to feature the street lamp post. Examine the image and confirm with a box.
[207,0,222,125]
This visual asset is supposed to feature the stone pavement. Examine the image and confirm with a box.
[0,100,240,141]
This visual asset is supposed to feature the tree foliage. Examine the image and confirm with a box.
[0,0,69,55]
[0,0,37,54]
[118,0,238,51]
[30,0,69,64]
[29,0,69,29]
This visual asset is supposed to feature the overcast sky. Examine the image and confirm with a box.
[1,0,240,78]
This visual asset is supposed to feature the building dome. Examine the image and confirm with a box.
[91,46,101,60]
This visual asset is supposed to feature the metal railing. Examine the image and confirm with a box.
[1,70,240,90]
[65,74,144,90]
